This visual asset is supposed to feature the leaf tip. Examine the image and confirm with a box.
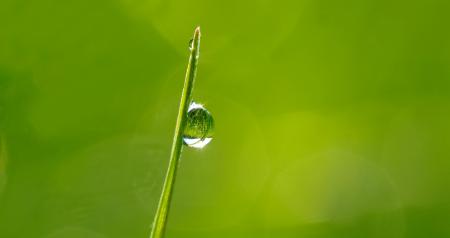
[194,26,201,36]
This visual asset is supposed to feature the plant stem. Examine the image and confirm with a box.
[149,26,201,238]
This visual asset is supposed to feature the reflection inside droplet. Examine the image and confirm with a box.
[183,102,214,149]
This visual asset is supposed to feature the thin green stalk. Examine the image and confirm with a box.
[149,27,201,238]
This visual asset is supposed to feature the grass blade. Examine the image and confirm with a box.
[149,26,201,238]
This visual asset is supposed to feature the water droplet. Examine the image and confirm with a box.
[188,39,194,51]
[183,102,214,148]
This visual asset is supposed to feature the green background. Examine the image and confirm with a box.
[1,0,450,237]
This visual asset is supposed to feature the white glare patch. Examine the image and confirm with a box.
[188,102,204,111]
[183,137,212,149]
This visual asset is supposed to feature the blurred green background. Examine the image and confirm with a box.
[1,0,450,237]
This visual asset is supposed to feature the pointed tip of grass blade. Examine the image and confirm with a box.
[192,26,201,55]
[194,26,201,40]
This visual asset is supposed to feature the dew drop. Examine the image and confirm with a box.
[183,102,214,148]
[188,39,194,51]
